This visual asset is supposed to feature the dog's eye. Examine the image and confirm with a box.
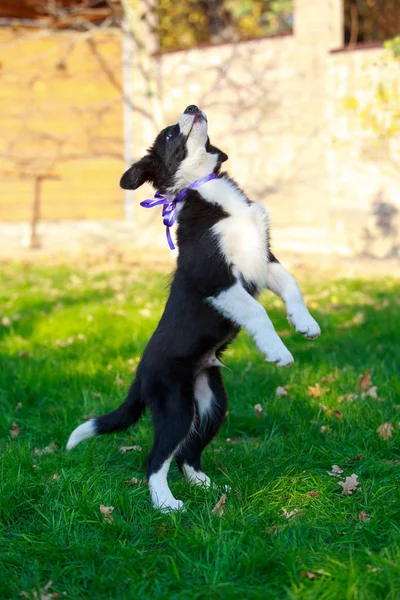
[166,131,174,141]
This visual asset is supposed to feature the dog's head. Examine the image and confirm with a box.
[120,105,228,194]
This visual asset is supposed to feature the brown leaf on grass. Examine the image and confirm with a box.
[327,465,343,477]
[358,511,370,522]
[302,571,318,580]
[34,444,57,456]
[342,312,366,328]
[123,477,139,486]
[9,422,20,438]
[83,411,96,420]
[276,386,287,398]
[266,526,279,535]
[385,459,400,466]
[282,507,300,519]
[306,491,319,498]
[254,404,264,416]
[157,522,174,535]
[55,336,75,347]
[212,494,227,516]
[20,580,57,600]
[338,474,359,495]
[322,373,336,383]
[377,422,394,440]
[364,386,379,400]
[119,445,142,453]
[346,454,363,462]
[100,504,114,523]
[320,425,330,433]
[358,369,372,391]
[50,472,60,481]
[15,402,23,411]
[308,383,330,398]
[1,316,11,327]
[338,393,358,403]
[319,404,343,420]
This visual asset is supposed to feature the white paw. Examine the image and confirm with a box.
[159,498,185,513]
[183,465,211,488]
[264,341,294,367]
[288,308,321,339]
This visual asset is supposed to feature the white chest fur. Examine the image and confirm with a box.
[200,178,270,288]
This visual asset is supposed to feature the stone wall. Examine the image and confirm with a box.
[1,0,399,257]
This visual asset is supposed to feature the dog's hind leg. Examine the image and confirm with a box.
[146,382,195,512]
[266,254,321,339]
[175,367,228,488]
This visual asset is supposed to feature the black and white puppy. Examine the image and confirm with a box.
[67,105,320,512]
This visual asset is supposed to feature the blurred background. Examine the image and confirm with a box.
[0,0,399,261]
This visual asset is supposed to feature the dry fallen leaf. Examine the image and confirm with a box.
[338,474,359,495]
[308,383,330,398]
[1,316,11,327]
[319,404,343,420]
[306,491,319,498]
[346,454,363,462]
[377,422,394,440]
[20,580,57,600]
[358,369,373,391]
[327,465,344,477]
[322,373,336,383]
[367,564,380,573]
[15,402,23,411]
[320,425,330,433]
[100,504,114,523]
[34,444,57,456]
[282,507,300,519]
[358,510,370,522]
[9,422,20,439]
[338,393,358,403]
[254,404,264,415]
[212,494,227,517]
[363,386,379,400]
[123,477,139,486]
[55,336,75,347]
[119,445,142,453]
[276,386,287,398]
[302,571,318,580]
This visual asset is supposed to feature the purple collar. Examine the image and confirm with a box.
[140,173,218,250]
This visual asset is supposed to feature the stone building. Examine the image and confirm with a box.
[0,1,398,256]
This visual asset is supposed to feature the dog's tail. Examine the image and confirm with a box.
[66,379,145,451]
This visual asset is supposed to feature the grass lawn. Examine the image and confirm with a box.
[0,261,399,599]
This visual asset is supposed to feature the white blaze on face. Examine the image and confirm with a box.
[173,109,218,192]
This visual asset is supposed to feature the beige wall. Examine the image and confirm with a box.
[0,28,123,220]
[1,0,399,257]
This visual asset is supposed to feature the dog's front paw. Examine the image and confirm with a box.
[264,341,294,367]
[288,308,321,340]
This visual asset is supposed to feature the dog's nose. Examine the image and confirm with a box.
[184,105,200,115]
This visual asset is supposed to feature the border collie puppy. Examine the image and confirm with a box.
[67,105,320,512]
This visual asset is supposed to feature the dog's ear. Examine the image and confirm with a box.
[206,141,228,165]
[120,155,156,190]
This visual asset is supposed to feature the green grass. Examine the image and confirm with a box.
[0,262,399,599]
